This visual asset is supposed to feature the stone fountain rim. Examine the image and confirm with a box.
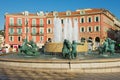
[0,57,120,63]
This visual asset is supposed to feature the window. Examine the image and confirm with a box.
[87,27,92,32]
[9,36,14,42]
[80,17,84,23]
[53,11,58,16]
[40,36,44,41]
[9,28,14,34]
[94,26,100,32]
[17,28,22,34]
[40,19,44,26]
[32,27,36,34]
[32,36,36,42]
[61,19,64,24]
[80,11,85,15]
[66,11,71,16]
[80,27,85,32]
[9,18,14,26]
[40,28,44,34]
[87,17,92,23]
[25,18,29,25]
[47,28,52,33]
[17,18,22,26]
[18,36,21,42]
[47,19,51,24]
[95,16,100,22]
[32,19,36,26]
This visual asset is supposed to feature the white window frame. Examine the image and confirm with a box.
[40,19,44,26]
[32,19,36,26]
[9,36,14,42]
[94,26,100,32]
[87,16,92,23]
[18,36,21,42]
[94,16,100,22]
[47,28,52,33]
[80,27,85,32]
[47,19,52,24]
[39,28,44,34]
[9,28,14,34]
[61,18,64,24]
[9,18,14,25]
[80,17,85,23]
[87,26,92,32]
[32,27,36,34]
[66,11,71,16]
[40,36,44,41]
[17,18,22,26]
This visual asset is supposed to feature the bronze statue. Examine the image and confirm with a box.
[98,38,116,55]
[62,39,77,59]
[19,39,39,56]
[71,40,77,59]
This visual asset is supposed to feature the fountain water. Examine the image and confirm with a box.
[53,17,62,42]
[73,19,79,42]
[67,18,73,43]
[63,18,68,40]
[54,18,78,43]
[45,17,88,53]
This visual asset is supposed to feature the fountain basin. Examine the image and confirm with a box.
[0,56,120,73]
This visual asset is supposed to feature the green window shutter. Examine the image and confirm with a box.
[17,19,22,26]
[9,28,14,34]
[17,28,22,34]
[32,28,36,34]
[10,18,14,26]
[40,28,44,34]
[32,19,36,26]
[40,19,43,26]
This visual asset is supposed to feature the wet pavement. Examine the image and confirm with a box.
[0,65,120,80]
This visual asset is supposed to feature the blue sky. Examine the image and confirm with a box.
[0,0,120,30]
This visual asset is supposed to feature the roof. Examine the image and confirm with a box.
[5,8,116,18]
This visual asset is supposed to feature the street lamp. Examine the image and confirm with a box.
[24,11,29,42]
[25,19,28,42]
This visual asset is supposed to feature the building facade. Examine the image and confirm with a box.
[5,8,120,48]
[5,11,47,48]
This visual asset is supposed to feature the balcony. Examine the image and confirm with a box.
[9,24,22,27]
[9,33,22,36]
[39,24,44,27]
[31,33,37,36]
[31,24,44,27]
[31,32,44,36]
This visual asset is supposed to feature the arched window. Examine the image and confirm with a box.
[48,38,52,42]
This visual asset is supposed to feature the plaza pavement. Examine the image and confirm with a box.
[0,65,120,80]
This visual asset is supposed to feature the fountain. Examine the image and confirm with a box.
[0,16,120,73]
[53,17,62,42]
[45,17,88,53]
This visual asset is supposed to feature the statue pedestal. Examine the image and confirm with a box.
[44,42,88,53]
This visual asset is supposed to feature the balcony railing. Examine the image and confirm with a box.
[31,32,44,36]
[9,24,22,27]
[9,32,22,36]
[31,24,44,27]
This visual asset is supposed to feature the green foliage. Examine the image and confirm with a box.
[0,30,4,36]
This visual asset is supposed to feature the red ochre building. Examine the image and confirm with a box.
[5,8,120,48]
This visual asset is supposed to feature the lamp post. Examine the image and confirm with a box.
[25,19,28,42]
